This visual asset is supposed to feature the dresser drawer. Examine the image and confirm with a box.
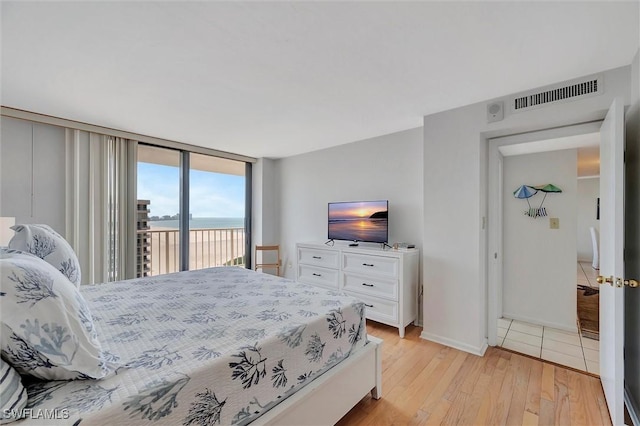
[343,273,398,301]
[347,292,398,324]
[297,264,339,290]
[342,253,399,278]
[298,247,340,269]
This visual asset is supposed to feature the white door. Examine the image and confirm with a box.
[598,97,625,426]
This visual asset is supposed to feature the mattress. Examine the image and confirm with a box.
[18,267,368,425]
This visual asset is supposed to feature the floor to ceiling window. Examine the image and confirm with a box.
[136,144,250,277]
[188,153,246,270]
[136,145,181,276]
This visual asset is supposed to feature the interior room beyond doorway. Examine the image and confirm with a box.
[490,125,602,373]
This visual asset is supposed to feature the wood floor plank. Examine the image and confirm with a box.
[553,367,571,425]
[472,389,493,426]
[486,354,516,425]
[473,354,508,425]
[567,369,589,426]
[456,372,491,425]
[406,408,430,426]
[538,397,556,425]
[365,348,459,425]
[418,350,468,415]
[505,353,532,425]
[522,410,539,426]
[541,362,555,401]
[423,399,452,426]
[580,372,612,426]
[459,350,487,394]
[336,322,611,426]
[442,351,480,401]
[479,345,501,375]
[390,347,455,418]
[382,339,441,399]
[440,390,469,425]
[524,357,543,415]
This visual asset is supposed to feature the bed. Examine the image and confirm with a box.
[9,266,382,425]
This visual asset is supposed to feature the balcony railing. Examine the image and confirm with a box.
[139,227,246,276]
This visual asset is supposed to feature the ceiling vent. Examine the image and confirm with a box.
[509,74,603,113]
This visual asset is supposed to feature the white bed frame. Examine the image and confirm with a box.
[255,336,383,425]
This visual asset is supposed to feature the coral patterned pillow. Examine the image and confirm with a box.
[8,224,81,287]
[0,250,112,380]
[0,358,28,424]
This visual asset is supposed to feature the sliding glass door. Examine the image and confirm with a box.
[136,144,249,276]
[189,154,246,270]
[137,145,181,276]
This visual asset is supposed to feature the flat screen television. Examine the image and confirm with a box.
[328,200,388,243]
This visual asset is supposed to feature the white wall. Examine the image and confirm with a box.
[502,150,577,330]
[0,116,66,234]
[252,158,280,247]
[577,177,600,262]
[276,127,423,281]
[423,65,631,354]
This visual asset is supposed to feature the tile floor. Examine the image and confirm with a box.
[577,260,599,288]
[497,261,600,375]
[497,317,599,374]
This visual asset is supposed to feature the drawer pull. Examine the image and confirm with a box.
[312,273,322,277]
[362,263,375,267]
[312,256,322,259]
[363,303,374,308]
[362,283,374,287]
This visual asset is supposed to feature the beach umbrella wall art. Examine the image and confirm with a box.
[513,184,562,218]
[513,185,538,217]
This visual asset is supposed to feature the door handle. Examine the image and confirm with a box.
[624,279,639,288]
[597,275,639,288]
[596,275,613,285]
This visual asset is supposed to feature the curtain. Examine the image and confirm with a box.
[65,130,137,284]
[105,136,137,282]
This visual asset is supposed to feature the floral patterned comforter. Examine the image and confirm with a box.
[19,267,368,425]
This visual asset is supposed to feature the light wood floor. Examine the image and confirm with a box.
[336,321,611,426]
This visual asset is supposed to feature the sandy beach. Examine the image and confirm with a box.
[143,227,246,276]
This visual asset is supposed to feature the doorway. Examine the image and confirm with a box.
[487,123,602,373]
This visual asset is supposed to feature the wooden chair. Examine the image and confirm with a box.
[254,245,281,276]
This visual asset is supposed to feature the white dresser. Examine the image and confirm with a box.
[296,242,419,338]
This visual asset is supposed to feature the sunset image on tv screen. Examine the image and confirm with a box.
[328,201,388,242]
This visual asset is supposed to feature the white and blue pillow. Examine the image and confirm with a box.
[0,250,114,380]
[0,358,27,424]
[8,224,81,287]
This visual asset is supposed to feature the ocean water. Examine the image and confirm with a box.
[328,218,388,242]
[149,217,244,229]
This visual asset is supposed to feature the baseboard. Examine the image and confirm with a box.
[502,312,578,333]
[420,331,488,356]
[626,386,640,426]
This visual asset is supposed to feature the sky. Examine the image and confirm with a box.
[137,162,245,218]
[328,200,387,220]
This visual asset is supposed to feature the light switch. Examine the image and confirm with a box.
[550,218,559,229]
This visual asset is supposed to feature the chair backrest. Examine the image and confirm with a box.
[589,227,599,270]
[254,245,281,276]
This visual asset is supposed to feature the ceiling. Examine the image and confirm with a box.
[499,132,600,177]
[1,2,638,159]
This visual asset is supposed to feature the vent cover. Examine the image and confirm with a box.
[510,75,603,113]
